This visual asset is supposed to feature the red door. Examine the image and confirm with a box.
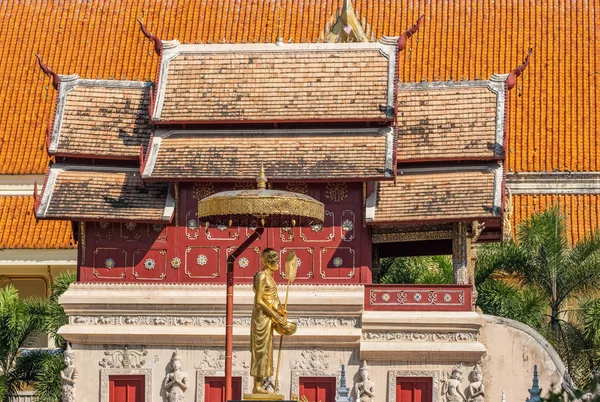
[299,377,336,402]
[397,377,433,402]
[204,377,242,402]
[109,375,144,402]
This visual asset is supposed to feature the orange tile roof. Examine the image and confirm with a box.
[0,196,74,249]
[1,0,598,174]
[512,194,600,244]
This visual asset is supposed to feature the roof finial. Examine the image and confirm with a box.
[507,48,532,90]
[35,54,61,90]
[397,15,424,52]
[137,18,163,56]
[257,164,267,189]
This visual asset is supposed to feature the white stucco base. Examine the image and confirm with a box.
[59,284,564,402]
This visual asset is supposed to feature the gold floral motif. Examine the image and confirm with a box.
[325,183,348,202]
[192,183,215,200]
[233,182,254,190]
[285,183,308,195]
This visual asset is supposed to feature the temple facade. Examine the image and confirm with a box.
[5,0,597,401]
[30,4,567,401]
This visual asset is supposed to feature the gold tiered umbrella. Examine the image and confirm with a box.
[198,167,324,228]
[197,166,324,401]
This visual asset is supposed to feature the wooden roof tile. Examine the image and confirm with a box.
[35,165,174,222]
[397,80,505,162]
[153,42,396,123]
[2,1,598,173]
[50,79,152,158]
[142,128,395,180]
[369,164,503,224]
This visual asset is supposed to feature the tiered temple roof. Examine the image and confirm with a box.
[3,0,597,248]
[48,78,152,158]
[141,128,395,181]
[152,41,398,123]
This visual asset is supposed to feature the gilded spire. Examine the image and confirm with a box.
[257,165,267,189]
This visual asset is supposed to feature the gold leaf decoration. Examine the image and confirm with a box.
[192,183,215,200]
[325,183,348,202]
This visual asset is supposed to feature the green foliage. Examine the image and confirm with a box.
[476,278,546,328]
[29,351,64,402]
[380,255,453,285]
[475,207,600,386]
[0,271,75,401]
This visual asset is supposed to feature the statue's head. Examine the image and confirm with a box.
[469,364,483,382]
[359,360,369,381]
[64,343,75,367]
[451,364,463,380]
[261,248,279,271]
[171,349,183,371]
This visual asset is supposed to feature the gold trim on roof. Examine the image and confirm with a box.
[321,0,375,43]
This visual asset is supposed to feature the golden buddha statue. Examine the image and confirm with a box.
[245,248,297,400]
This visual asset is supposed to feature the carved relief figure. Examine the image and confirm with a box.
[163,349,188,402]
[61,343,78,402]
[354,361,375,402]
[443,365,466,402]
[249,248,297,396]
[465,364,485,402]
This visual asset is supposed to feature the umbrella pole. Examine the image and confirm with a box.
[225,227,264,401]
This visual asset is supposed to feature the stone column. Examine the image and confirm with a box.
[452,222,469,284]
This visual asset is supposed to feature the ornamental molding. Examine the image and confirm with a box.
[362,331,479,342]
[290,348,330,371]
[193,349,248,370]
[99,346,147,368]
[70,315,359,328]
[372,230,453,244]
[388,370,440,402]
[68,282,364,291]
[100,368,152,402]
[507,172,600,194]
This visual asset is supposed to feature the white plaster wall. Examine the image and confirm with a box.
[480,316,564,402]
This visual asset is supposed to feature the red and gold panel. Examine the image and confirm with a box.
[364,285,473,312]
[184,246,221,280]
[227,246,262,280]
[92,247,127,280]
[299,210,335,243]
[318,247,355,281]
[132,248,168,281]
[278,247,315,282]
[120,222,144,242]
[148,223,168,243]
[340,210,356,242]
[93,222,114,241]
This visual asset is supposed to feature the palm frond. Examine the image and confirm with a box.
[49,272,76,303]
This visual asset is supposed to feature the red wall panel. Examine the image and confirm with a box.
[79,182,372,285]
